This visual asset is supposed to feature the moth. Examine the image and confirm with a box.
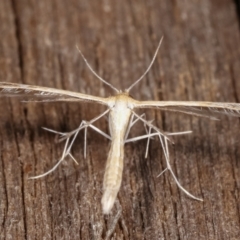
[1,38,240,214]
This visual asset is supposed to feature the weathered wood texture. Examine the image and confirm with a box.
[0,0,240,239]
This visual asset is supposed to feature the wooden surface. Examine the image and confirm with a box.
[0,0,240,239]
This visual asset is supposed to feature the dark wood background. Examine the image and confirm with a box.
[0,0,239,239]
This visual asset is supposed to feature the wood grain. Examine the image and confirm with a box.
[0,0,239,239]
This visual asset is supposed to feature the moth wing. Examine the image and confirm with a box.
[0,82,109,105]
[134,100,240,118]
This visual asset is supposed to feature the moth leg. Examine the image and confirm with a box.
[126,112,200,200]
[29,109,110,179]
[124,113,147,140]
[125,130,192,143]
[144,121,153,158]
[158,135,203,201]
[81,119,111,158]
[147,130,192,177]
[29,137,71,179]
[131,111,171,141]
[128,110,191,158]
[126,130,192,159]
[125,113,155,158]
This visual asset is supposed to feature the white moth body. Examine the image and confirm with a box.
[102,93,132,214]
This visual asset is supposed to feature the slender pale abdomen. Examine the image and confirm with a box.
[101,95,132,214]
[101,136,124,214]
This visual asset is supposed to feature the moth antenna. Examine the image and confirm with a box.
[76,45,119,93]
[126,36,163,93]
